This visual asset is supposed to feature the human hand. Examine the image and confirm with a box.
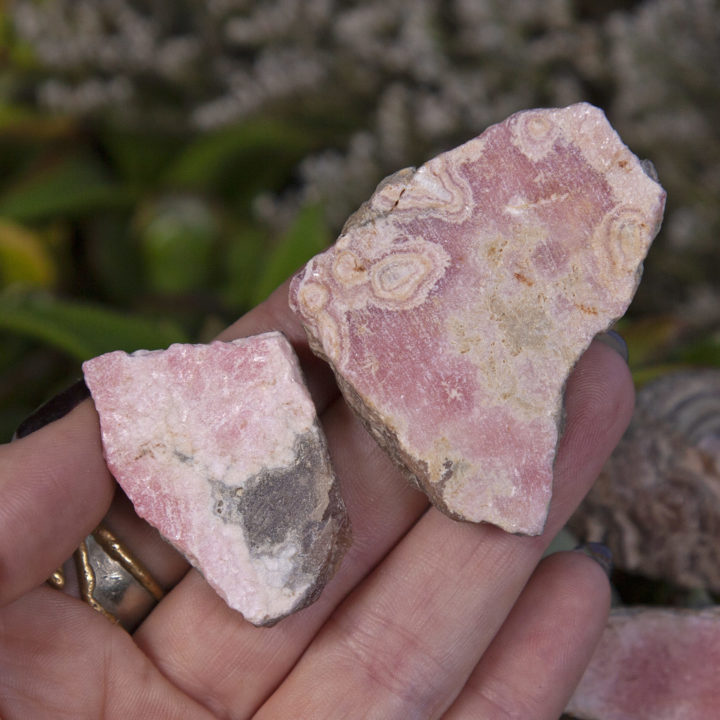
[0,280,633,719]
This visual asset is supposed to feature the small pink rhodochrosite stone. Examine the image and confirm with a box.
[83,332,350,626]
[567,608,720,719]
[290,103,665,535]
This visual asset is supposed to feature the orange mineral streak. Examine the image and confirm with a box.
[291,103,666,535]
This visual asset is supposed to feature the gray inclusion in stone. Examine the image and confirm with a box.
[209,430,326,558]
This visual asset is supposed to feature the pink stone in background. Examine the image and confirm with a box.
[566,608,720,719]
[290,103,666,535]
[83,332,350,626]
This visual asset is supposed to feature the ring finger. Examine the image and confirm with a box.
[443,550,611,719]
[252,340,631,719]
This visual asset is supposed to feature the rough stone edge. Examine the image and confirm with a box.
[303,329,462,522]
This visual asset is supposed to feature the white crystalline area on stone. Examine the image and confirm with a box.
[83,332,348,626]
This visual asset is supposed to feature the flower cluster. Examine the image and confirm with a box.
[8,0,720,316]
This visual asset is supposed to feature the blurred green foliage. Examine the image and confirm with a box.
[1,0,719,444]
[0,82,331,441]
[0,290,187,360]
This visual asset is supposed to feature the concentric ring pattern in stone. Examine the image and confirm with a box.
[291,103,665,535]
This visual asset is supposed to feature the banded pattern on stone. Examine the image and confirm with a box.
[83,333,350,626]
[567,608,720,719]
[290,103,665,535]
[570,369,720,592]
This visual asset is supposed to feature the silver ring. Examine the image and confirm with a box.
[48,523,164,632]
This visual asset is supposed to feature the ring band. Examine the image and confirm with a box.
[48,523,164,632]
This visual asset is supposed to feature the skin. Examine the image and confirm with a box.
[0,278,633,719]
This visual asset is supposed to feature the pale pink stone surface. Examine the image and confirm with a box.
[83,332,350,626]
[290,103,665,535]
[567,608,720,720]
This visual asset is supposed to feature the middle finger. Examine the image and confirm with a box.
[133,396,428,718]
[134,340,631,719]
[254,340,632,719]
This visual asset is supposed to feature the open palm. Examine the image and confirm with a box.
[0,280,633,719]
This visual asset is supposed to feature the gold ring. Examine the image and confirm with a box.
[47,522,164,632]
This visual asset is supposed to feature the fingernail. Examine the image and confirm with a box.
[13,379,90,440]
[594,330,629,364]
[574,542,613,577]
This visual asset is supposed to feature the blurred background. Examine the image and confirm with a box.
[1,0,719,442]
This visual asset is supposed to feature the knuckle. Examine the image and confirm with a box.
[333,608,451,716]
[465,675,540,720]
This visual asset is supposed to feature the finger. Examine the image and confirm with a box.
[0,586,215,720]
[136,339,630,719]
[0,280,336,609]
[0,401,115,608]
[253,340,632,720]
[444,550,611,720]
[133,396,429,718]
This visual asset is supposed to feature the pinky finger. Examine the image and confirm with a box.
[444,549,611,720]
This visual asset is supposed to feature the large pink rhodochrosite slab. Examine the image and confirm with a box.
[567,608,720,719]
[290,103,665,535]
[83,332,350,626]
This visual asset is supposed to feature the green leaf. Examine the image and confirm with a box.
[0,291,188,360]
[137,196,218,294]
[617,315,687,369]
[669,330,720,367]
[164,119,313,196]
[0,103,74,139]
[221,222,268,312]
[251,203,330,305]
[631,363,692,389]
[85,212,144,304]
[103,129,184,186]
[0,219,56,288]
[0,154,134,222]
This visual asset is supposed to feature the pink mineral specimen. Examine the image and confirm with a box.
[83,332,350,626]
[570,369,720,592]
[290,103,665,535]
[566,608,720,720]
